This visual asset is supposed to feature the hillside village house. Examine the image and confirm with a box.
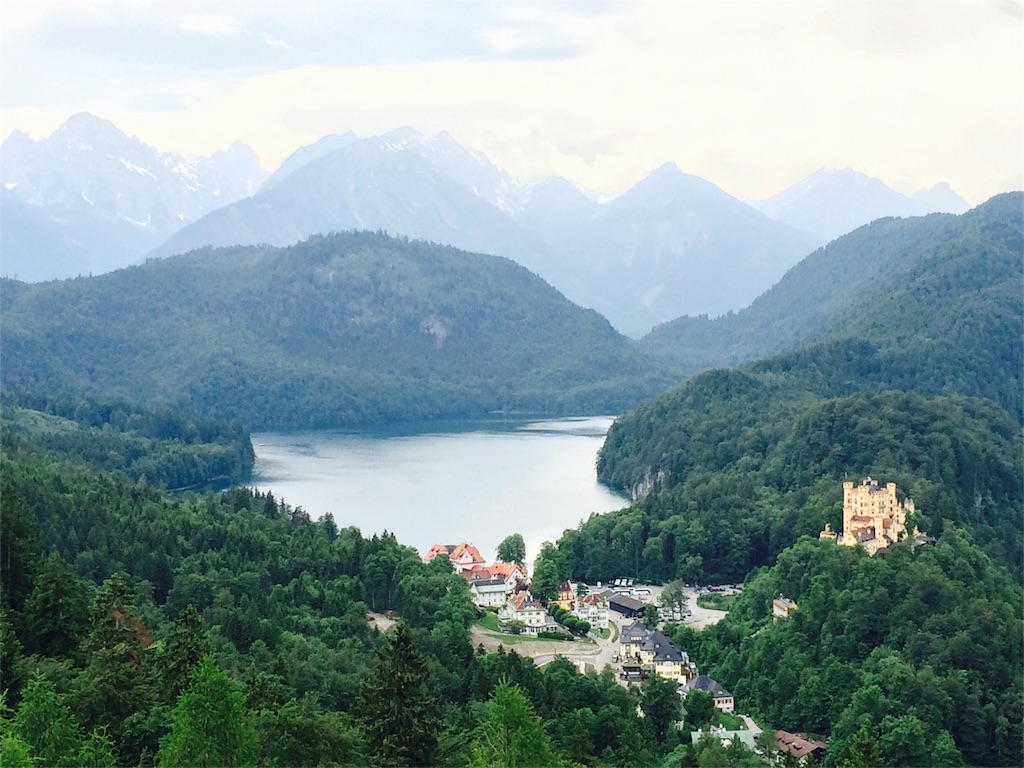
[552,581,577,611]
[423,542,486,572]
[681,675,735,713]
[775,730,827,763]
[619,620,697,683]
[425,542,528,607]
[608,593,645,619]
[772,594,798,621]
[461,561,528,608]
[819,478,924,555]
[465,575,510,607]
[498,592,560,636]
[574,593,610,629]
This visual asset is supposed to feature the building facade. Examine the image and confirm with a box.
[820,477,918,555]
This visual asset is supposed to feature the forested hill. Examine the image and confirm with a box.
[640,192,1023,378]
[543,193,1024,586]
[683,532,1023,767]
[0,395,255,490]
[600,192,1023,498]
[0,232,676,429]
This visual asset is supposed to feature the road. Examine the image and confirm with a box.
[681,586,728,629]
[469,584,729,681]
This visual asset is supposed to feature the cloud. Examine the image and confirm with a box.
[1,1,1019,204]
[179,12,242,36]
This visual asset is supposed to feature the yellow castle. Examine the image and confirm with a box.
[820,477,917,555]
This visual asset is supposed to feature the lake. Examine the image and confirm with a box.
[250,416,629,565]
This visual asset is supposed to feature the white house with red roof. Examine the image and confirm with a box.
[462,561,528,607]
[498,592,560,636]
[574,592,610,629]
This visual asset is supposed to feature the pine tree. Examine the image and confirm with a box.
[74,728,117,768]
[154,605,213,703]
[157,655,258,767]
[356,622,439,767]
[471,680,558,767]
[23,553,88,659]
[13,673,82,766]
[71,574,154,753]
[642,674,681,743]
[834,726,883,768]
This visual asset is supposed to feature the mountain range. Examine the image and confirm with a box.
[602,192,1023,495]
[1,114,969,335]
[750,167,969,242]
[0,113,267,281]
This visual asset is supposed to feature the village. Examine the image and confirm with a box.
[415,478,926,762]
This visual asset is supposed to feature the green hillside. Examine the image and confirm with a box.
[544,194,1023,583]
[641,192,1023,391]
[599,193,1022,497]
[1,231,675,429]
[682,533,1022,767]
[0,394,254,489]
[567,391,1022,583]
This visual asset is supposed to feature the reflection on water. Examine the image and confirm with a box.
[251,416,627,564]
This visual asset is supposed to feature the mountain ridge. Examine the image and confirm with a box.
[1,231,676,429]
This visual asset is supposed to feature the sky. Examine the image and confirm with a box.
[1,0,1021,204]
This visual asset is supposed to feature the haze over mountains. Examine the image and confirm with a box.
[1,113,267,282]
[1,114,971,335]
[750,168,969,243]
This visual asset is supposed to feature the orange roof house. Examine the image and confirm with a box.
[423,542,486,572]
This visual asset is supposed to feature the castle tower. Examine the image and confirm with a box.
[826,477,915,555]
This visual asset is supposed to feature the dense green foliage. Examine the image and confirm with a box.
[641,192,1023,411]
[569,391,1022,583]
[0,445,682,766]
[582,194,1023,584]
[676,533,1023,767]
[1,231,676,429]
[1,394,253,488]
[497,533,527,565]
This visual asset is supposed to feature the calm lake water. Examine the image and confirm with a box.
[250,416,629,565]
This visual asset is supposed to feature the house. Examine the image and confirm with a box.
[609,593,645,618]
[618,621,697,683]
[463,561,528,607]
[772,594,798,621]
[551,581,576,611]
[472,560,528,584]
[466,576,510,608]
[775,730,827,763]
[461,560,529,607]
[498,592,560,636]
[574,593,610,629]
[820,478,923,556]
[423,542,486,573]
[681,675,735,713]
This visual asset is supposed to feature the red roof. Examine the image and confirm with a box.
[775,731,826,759]
[450,543,485,564]
[423,543,456,563]
[424,542,484,565]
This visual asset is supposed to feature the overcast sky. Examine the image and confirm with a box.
[1,0,1021,204]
